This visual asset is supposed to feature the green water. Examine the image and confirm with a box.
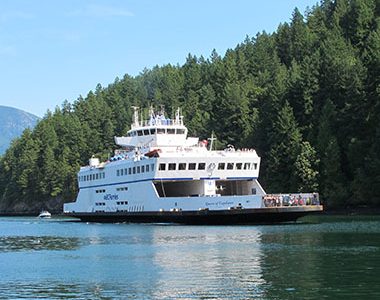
[0,215,379,299]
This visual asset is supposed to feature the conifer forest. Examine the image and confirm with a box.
[1,0,380,212]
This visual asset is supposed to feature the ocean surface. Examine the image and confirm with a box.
[0,215,379,299]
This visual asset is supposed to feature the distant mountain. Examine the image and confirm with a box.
[0,106,39,154]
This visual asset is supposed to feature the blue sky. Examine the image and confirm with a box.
[0,0,319,117]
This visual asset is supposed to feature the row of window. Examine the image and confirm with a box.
[79,172,105,182]
[95,202,106,206]
[158,162,257,171]
[116,187,128,191]
[96,189,106,193]
[218,162,257,170]
[159,162,204,171]
[116,201,128,205]
[116,163,155,177]
[127,128,186,137]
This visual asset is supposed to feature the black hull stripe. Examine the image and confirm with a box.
[65,206,323,225]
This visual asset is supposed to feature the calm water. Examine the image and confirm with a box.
[0,216,379,299]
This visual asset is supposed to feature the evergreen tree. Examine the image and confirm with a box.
[266,102,302,193]
[294,141,319,192]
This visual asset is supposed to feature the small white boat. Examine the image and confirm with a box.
[38,210,51,218]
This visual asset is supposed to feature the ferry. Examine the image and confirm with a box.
[63,107,323,224]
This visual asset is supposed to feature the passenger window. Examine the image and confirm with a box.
[167,128,175,134]
[137,166,140,173]
[236,163,242,170]
[198,163,206,170]
[150,128,156,135]
[176,129,185,134]
[178,163,186,170]
[227,163,234,170]
[146,164,150,172]
[218,163,225,170]
[168,163,176,170]
[188,163,196,170]
[244,163,250,170]
[144,129,150,135]
[142,165,145,173]
[157,128,166,134]
[159,163,166,171]
[137,130,143,136]
[253,163,258,170]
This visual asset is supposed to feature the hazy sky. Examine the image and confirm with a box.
[0,0,319,117]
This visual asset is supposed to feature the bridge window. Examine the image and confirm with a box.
[133,167,136,174]
[146,164,150,172]
[157,128,166,134]
[137,166,140,173]
[142,165,145,173]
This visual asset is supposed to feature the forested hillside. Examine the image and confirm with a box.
[1,0,379,213]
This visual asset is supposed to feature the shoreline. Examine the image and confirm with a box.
[1,207,380,218]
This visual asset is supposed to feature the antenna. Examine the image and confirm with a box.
[175,107,180,124]
[132,106,139,127]
[208,132,216,151]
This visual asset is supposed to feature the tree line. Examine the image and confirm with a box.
[1,0,379,211]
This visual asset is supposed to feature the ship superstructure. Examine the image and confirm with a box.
[64,107,322,224]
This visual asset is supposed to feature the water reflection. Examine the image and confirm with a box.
[1,217,380,299]
[0,236,80,252]
[151,227,267,299]
[0,281,123,299]
[258,223,380,299]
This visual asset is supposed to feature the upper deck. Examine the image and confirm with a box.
[115,107,197,148]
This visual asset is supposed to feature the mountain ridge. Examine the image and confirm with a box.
[0,105,39,154]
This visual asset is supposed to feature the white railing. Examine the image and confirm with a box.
[131,118,184,129]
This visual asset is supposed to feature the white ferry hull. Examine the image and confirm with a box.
[65,205,323,224]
